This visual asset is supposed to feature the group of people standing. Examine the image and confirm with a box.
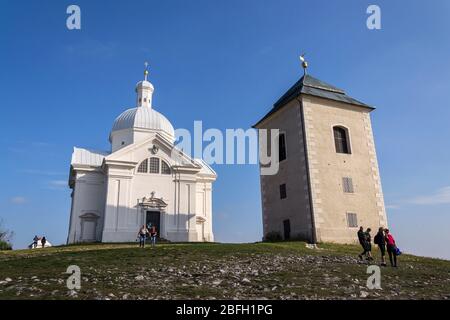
[357,227,399,267]
[137,225,158,248]
[31,235,47,248]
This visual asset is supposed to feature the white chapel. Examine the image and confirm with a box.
[67,68,216,244]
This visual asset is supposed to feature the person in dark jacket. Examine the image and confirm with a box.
[374,227,387,266]
[41,236,47,248]
[357,227,367,260]
[32,235,39,249]
[364,228,373,261]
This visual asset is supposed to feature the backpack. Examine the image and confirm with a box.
[374,233,381,245]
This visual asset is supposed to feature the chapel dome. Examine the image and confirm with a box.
[109,65,175,144]
[111,106,175,141]
[135,80,154,90]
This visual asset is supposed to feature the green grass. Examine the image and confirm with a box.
[0,242,449,300]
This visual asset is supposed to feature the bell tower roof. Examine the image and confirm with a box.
[253,59,375,129]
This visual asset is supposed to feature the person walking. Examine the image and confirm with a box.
[385,229,398,267]
[32,235,39,249]
[374,227,387,266]
[357,227,367,260]
[41,236,47,248]
[364,228,373,261]
[137,225,148,248]
[149,225,157,248]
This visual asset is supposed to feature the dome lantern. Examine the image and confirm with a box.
[136,62,154,108]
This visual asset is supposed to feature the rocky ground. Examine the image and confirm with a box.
[0,242,449,299]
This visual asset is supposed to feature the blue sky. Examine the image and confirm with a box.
[1,0,449,259]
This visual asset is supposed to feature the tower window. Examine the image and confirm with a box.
[161,160,171,175]
[149,157,160,173]
[346,212,358,228]
[342,177,354,193]
[333,126,351,154]
[279,183,287,199]
[279,133,287,161]
[137,159,148,173]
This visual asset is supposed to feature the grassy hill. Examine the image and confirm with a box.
[0,242,449,300]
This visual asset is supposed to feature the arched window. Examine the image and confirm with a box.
[333,126,351,154]
[161,160,171,175]
[137,159,148,173]
[149,157,160,173]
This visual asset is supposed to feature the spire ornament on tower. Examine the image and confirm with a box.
[300,54,308,75]
[144,61,149,81]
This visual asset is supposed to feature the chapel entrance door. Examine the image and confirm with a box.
[146,211,161,236]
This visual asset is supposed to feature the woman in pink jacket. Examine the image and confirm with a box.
[385,229,398,267]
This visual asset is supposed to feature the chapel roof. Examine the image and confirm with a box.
[194,158,217,177]
[71,147,110,167]
[253,74,374,128]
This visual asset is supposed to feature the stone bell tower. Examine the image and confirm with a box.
[253,57,388,244]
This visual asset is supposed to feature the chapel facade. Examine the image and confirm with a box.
[67,70,216,244]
